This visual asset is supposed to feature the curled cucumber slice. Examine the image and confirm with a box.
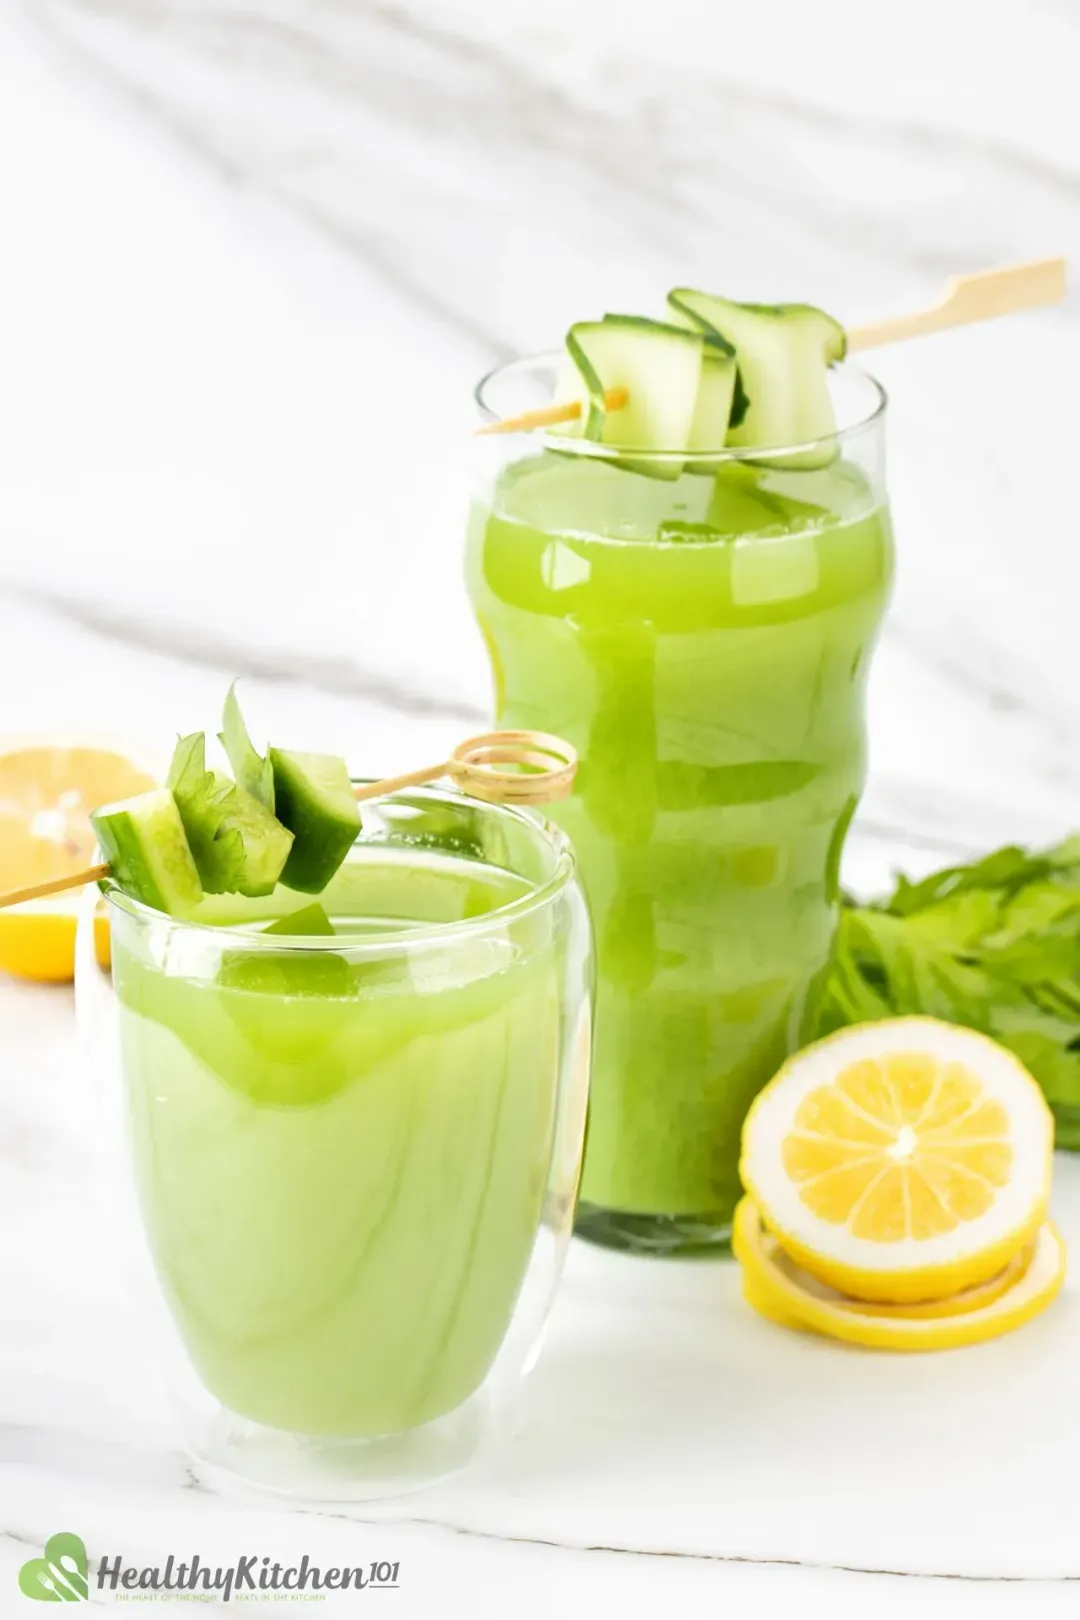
[668,289,846,468]
[686,335,739,472]
[553,315,707,479]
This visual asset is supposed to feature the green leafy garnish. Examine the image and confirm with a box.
[219,683,274,812]
[167,732,246,894]
[820,838,1080,1148]
[166,730,293,896]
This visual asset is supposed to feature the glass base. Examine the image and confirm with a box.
[186,1391,491,1504]
[574,1201,733,1257]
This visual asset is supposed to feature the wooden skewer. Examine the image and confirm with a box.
[475,257,1066,436]
[353,729,577,808]
[0,729,578,913]
[1,862,111,909]
[845,256,1065,352]
[475,385,630,438]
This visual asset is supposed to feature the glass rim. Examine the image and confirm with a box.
[99,782,577,954]
[474,350,888,464]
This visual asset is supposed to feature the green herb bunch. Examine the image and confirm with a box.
[819,840,1080,1148]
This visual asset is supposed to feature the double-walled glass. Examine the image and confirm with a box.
[76,787,592,1500]
[466,359,893,1255]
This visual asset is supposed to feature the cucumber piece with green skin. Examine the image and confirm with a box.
[91,788,203,916]
[668,290,846,466]
[168,732,293,897]
[667,292,750,429]
[599,316,737,469]
[264,902,335,937]
[598,315,738,465]
[686,336,739,470]
[553,316,706,479]
[269,749,361,894]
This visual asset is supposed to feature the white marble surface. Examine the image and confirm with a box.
[2,0,1080,1610]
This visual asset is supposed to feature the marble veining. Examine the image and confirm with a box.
[34,0,1080,338]
[2,581,487,724]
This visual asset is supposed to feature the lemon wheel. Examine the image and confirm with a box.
[741,1220,1035,1322]
[734,1198,1066,1351]
[740,1018,1054,1303]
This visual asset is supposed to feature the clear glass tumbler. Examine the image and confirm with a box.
[76,785,592,1501]
[466,358,893,1255]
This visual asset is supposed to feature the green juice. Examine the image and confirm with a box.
[111,855,562,1437]
[467,451,892,1237]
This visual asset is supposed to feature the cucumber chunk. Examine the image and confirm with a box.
[91,788,203,916]
[668,289,845,466]
[218,940,357,1011]
[269,749,361,895]
[219,683,275,811]
[264,902,335,937]
[553,316,705,478]
[168,733,293,898]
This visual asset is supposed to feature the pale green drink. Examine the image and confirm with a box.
[111,851,567,1438]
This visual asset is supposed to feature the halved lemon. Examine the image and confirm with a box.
[0,743,156,982]
[734,1198,1066,1351]
[740,1018,1054,1303]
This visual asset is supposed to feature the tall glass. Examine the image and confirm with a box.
[76,786,592,1500]
[466,360,893,1255]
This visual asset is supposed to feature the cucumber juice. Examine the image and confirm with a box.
[467,447,893,1247]
[110,852,565,1437]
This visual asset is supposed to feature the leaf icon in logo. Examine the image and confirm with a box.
[18,1533,88,1602]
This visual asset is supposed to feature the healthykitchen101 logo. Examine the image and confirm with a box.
[19,1532,402,1603]
[19,1534,88,1602]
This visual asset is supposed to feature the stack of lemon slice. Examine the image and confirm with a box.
[735,1018,1066,1350]
[0,742,156,981]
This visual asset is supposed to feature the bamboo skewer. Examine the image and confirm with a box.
[0,730,578,912]
[476,385,630,438]
[2,863,111,909]
[353,729,577,807]
[845,256,1065,352]
[475,257,1066,437]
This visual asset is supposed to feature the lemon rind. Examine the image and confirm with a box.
[735,1198,1066,1352]
[759,1234,1035,1320]
[740,1018,1054,1303]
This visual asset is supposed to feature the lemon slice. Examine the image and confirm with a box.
[740,1018,1054,1302]
[737,1267,1036,1336]
[0,743,156,982]
[740,1209,1034,1322]
[734,1198,1066,1351]
[741,1275,807,1333]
